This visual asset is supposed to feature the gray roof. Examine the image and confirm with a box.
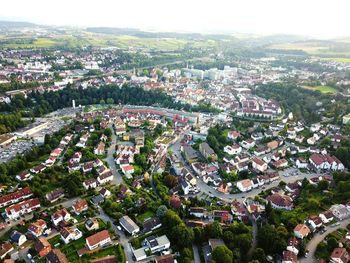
[200,142,215,155]
[119,215,139,233]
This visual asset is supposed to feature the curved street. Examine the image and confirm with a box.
[301,219,350,263]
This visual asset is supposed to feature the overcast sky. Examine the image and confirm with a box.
[1,0,350,37]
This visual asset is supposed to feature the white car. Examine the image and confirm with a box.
[117,226,122,231]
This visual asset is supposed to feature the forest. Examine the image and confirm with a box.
[0,84,217,134]
[255,83,350,124]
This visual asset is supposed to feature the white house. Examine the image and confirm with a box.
[236,179,253,192]
[86,230,111,250]
[60,227,83,244]
[296,158,308,169]
[224,144,242,155]
[51,208,71,226]
[252,158,267,172]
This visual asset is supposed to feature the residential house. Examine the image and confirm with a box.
[308,215,323,230]
[252,158,267,172]
[273,159,288,169]
[189,207,207,218]
[35,237,52,257]
[286,237,299,255]
[119,215,140,236]
[296,158,308,169]
[266,193,293,210]
[282,250,297,263]
[294,224,311,239]
[145,235,170,253]
[0,187,33,208]
[10,230,26,246]
[240,139,255,149]
[199,142,217,161]
[155,254,175,263]
[16,171,32,181]
[330,204,350,221]
[83,178,98,190]
[28,219,47,237]
[237,179,253,192]
[46,249,69,263]
[72,199,88,215]
[143,217,162,234]
[97,171,114,185]
[94,141,105,155]
[319,210,334,224]
[86,230,111,250]
[60,226,83,244]
[46,188,65,203]
[51,208,71,226]
[85,218,99,231]
[227,131,240,140]
[0,242,14,260]
[330,247,349,263]
[5,198,40,220]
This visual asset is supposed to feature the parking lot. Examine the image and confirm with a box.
[0,140,35,163]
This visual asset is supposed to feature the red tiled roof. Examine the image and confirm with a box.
[86,230,110,247]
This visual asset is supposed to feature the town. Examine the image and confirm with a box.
[0,18,350,263]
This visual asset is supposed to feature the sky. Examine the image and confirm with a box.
[1,0,350,37]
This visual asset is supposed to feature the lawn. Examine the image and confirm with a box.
[302,86,338,94]
[136,211,155,223]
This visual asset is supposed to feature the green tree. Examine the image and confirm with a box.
[252,248,267,263]
[171,224,194,248]
[212,245,233,263]
[106,98,114,104]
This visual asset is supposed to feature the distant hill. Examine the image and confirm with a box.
[0,20,36,28]
[86,27,235,41]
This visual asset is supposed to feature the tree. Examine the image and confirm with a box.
[205,221,223,238]
[162,210,182,229]
[99,99,106,105]
[317,180,329,191]
[257,224,287,255]
[106,98,114,104]
[170,224,194,247]
[212,245,233,263]
[327,237,338,252]
[104,128,112,137]
[156,205,168,218]
[164,175,178,188]
[252,248,267,263]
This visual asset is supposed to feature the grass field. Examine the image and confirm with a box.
[136,211,154,223]
[321,57,350,63]
[303,85,338,93]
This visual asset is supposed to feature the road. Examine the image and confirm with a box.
[101,126,135,262]
[192,244,201,263]
[302,219,350,263]
[98,207,135,263]
[104,125,124,185]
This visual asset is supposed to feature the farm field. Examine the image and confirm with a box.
[302,85,338,93]
[320,57,350,63]
[0,32,217,50]
[267,41,350,56]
